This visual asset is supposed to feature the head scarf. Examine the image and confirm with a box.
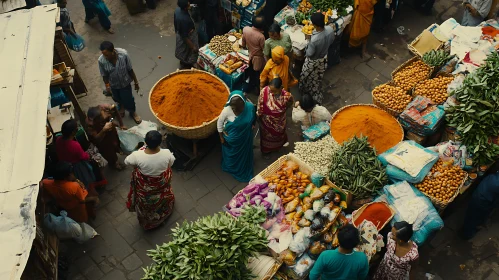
[225,90,246,107]
[271,46,285,64]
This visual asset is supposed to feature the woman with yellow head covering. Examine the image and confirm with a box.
[259,46,298,91]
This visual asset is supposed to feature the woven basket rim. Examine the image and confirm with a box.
[421,173,468,209]
[148,69,230,131]
[407,23,444,57]
[371,82,412,115]
[330,104,404,147]
[352,201,396,230]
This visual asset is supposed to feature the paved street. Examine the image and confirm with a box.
[58,0,499,279]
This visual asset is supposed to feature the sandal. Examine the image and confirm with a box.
[132,113,142,124]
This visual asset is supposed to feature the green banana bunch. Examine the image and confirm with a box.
[422,49,453,67]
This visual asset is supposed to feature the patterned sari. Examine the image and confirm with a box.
[299,57,327,104]
[126,168,175,230]
[258,86,292,153]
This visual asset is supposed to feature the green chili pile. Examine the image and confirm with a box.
[329,136,388,199]
[446,51,499,166]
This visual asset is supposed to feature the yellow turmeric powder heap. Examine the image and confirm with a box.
[330,105,403,154]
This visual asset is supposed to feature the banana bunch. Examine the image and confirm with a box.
[422,49,453,67]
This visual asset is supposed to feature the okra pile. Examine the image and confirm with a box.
[329,136,387,199]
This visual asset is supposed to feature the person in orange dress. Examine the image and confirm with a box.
[348,0,377,57]
[42,162,99,223]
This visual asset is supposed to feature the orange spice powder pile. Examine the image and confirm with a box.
[330,105,403,154]
[150,72,229,127]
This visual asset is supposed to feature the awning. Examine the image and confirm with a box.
[0,5,59,280]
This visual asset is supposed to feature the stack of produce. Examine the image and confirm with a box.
[330,105,403,154]
[309,0,352,15]
[329,136,388,199]
[142,213,267,279]
[219,55,244,74]
[150,72,228,127]
[413,76,454,104]
[422,49,453,67]
[372,84,412,112]
[209,35,233,56]
[226,183,282,218]
[446,52,499,166]
[302,20,314,35]
[294,136,340,176]
[393,60,431,91]
[414,159,467,203]
[298,0,313,12]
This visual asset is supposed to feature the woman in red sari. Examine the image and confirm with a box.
[257,77,294,158]
[125,130,176,230]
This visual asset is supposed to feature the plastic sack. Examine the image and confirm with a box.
[43,211,98,243]
[429,141,467,168]
[127,121,158,138]
[379,141,439,183]
[375,181,443,246]
[399,96,445,136]
[117,129,144,153]
[303,122,330,142]
[289,227,311,254]
[310,172,325,187]
[290,253,315,277]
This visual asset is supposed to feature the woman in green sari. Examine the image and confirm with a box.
[217,91,257,182]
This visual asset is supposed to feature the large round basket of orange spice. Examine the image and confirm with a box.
[149,69,230,139]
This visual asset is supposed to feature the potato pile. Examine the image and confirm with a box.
[372,84,412,112]
[415,159,467,203]
[393,60,431,91]
[413,76,454,104]
[209,35,233,56]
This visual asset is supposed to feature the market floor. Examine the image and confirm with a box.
[60,0,499,279]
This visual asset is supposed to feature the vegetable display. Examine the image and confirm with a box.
[446,52,499,166]
[414,159,467,203]
[393,60,431,91]
[372,84,412,112]
[209,35,233,56]
[294,136,340,176]
[422,50,452,67]
[329,136,388,199]
[226,183,281,218]
[309,0,352,16]
[413,76,454,104]
[142,213,267,280]
[239,205,268,225]
[297,0,313,12]
[302,20,314,35]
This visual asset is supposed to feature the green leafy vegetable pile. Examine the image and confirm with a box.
[422,50,453,67]
[446,51,499,166]
[239,205,267,225]
[308,0,352,16]
[329,136,387,199]
[142,213,267,280]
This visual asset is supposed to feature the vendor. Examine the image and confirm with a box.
[264,23,292,60]
[461,172,499,239]
[461,0,492,26]
[292,94,332,131]
[260,46,297,91]
[299,13,334,104]
[309,225,369,280]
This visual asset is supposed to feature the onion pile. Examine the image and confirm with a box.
[393,60,431,91]
[372,84,412,112]
[413,76,454,104]
[415,159,467,203]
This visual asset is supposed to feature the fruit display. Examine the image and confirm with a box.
[209,35,233,56]
[298,0,313,12]
[372,84,412,112]
[302,20,314,35]
[413,76,454,104]
[422,49,453,67]
[321,8,333,23]
[414,159,467,203]
[393,60,431,91]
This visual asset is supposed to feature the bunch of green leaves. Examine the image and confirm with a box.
[422,49,453,67]
[329,136,387,199]
[142,213,267,280]
[239,205,267,225]
[309,0,352,14]
[446,51,499,166]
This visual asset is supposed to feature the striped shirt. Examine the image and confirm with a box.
[98,48,133,89]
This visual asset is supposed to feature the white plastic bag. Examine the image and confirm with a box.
[127,121,158,138]
[117,128,144,153]
[43,211,98,243]
[289,227,311,254]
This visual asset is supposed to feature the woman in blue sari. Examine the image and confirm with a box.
[217,91,257,182]
[82,0,114,34]
[57,0,85,52]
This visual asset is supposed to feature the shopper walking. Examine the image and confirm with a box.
[57,0,85,51]
[299,13,334,104]
[242,15,266,94]
[260,46,297,91]
[98,41,142,124]
[257,78,293,158]
[86,105,126,170]
[461,0,492,26]
[125,131,176,230]
[460,172,499,239]
[217,91,256,182]
[82,0,114,33]
[348,0,377,57]
[174,0,199,68]
[373,221,419,280]
[309,224,369,280]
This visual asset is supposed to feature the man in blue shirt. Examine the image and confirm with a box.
[310,224,369,280]
[461,172,499,239]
